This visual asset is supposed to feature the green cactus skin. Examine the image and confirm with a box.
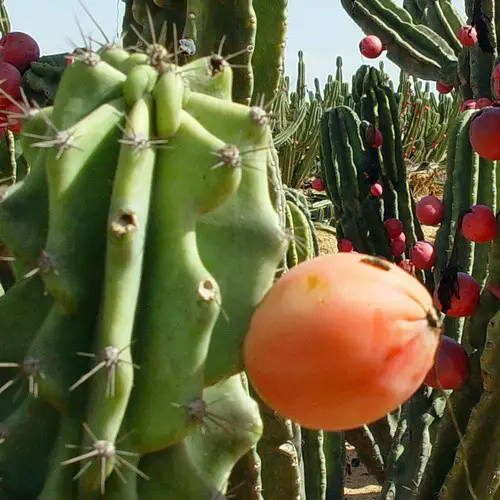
[185,373,263,492]
[138,440,226,499]
[251,0,288,104]
[40,99,126,313]
[152,67,184,137]
[182,0,256,105]
[0,397,60,499]
[124,110,241,454]
[0,107,53,278]
[76,95,157,492]
[0,276,52,419]
[123,64,159,107]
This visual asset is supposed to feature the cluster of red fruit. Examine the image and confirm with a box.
[0,31,40,137]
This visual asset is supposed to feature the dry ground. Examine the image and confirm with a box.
[316,213,438,499]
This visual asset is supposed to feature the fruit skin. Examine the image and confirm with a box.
[0,32,40,73]
[461,205,497,243]
[476,98,492,109]
[0,61,21,107]
[370,182,383,197]
[457,25,478,47]
[359,35,384,59]
[423,335,470,390]
[398,259,414,274]
[384,218,403,239]
[460,98,477,111]
[416,195,444,225]
[436,82,453,94]
[311,177,325,191]
[469,107,500,160]
[433,272,480,317]
[244,252,440,431]
[410,241,436,270]
[337,239,354,252]
[390,235,406,257]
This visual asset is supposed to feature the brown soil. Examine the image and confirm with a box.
[316,218,438,499]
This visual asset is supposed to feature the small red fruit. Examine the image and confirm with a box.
[461,204,497,242]
[337,239,354,253]
[433,272,480,317]
[477,97,492,109]
[398,259,414,274]
[436,82,453,94]
[370,183,383,197]
[423,336,470,390]
[416,195,445,226]
[0,62,21,107]
[384,218,403,239]
[359,35,384,59]
[0,101,23,135]
[457,25,478,47]
[311,177,325,191]
[460,98,477,112]
[410,241,436,270]
[469,107,500,160]
[0,32,40,73]
[390,237,406,257]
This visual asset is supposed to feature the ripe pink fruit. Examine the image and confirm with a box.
[457,25,478,47]
[410,241,436,270]
[0,101,23,135]
[359,35,384,59]
[469,107,500,160]
[436,82,453,94]
[0,62,21,108]
[460,98,477,112]
[370,183,383,197]
[0,32,40,73]
[370,129,383,147]
[416,195,445,225]
[390,237,406,257]
[398,259,414,275]
[423,335,470,390]
[433,272,480,317]
[477,97,492,109]
[311,177,325,191]
[494,63,500,80]
[337,239,354,253]
[461,205,497,242]
[384,218,403,239]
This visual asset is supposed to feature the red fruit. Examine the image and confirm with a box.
[0,62,21,107]
[433,272,480,317]
[398,259,414,275]
[416,195,444,225]
[423,336,470,390]
[457,25,478,47]
[494,63,500,80]
[337,239,354,253]
[477,97,492,109]
[410,241,436,270]
[461,204,497,242]
[371,129,383,147]
[243,252,440,431]
[460,98,477,112]
[0,32,40,73]
[390,237,406,257]
[0,101,23,135]
[469,107,500,160]
[359,35,384,59]
[311,177,325,191]
[495,81,500,100]
[370,183,383,197]
[436,82,453,94]
[384,218,403,239]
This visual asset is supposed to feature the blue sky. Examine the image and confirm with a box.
[6,0,466,90]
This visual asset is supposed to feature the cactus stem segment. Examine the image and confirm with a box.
[69,345,139,396]
[0,356,45,397]
[61,423,149,494]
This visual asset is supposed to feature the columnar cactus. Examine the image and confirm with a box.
[322,0,500,492]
